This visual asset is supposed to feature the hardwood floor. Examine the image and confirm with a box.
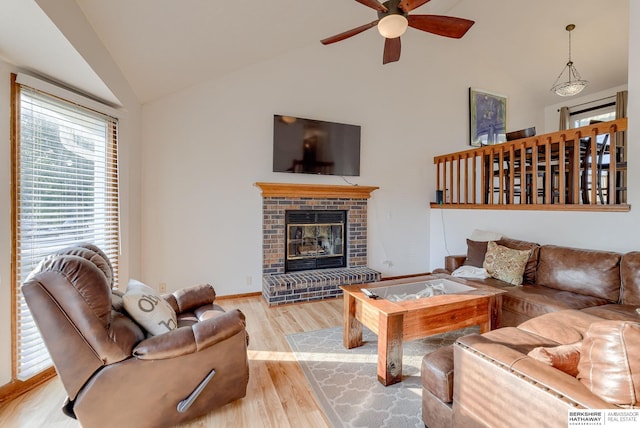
[0,295,344,428]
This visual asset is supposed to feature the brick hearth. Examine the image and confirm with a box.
[256,183,380,305]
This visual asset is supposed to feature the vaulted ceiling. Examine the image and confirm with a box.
[0,0,630,106]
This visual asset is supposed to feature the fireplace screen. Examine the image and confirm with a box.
[285,210,346,272]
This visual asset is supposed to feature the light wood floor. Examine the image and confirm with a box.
[0,295,344,428]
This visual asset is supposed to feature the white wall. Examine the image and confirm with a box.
[140,13,544,295]
[429,6,640,268]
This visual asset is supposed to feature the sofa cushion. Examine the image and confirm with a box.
[536,245,621,302]
[527,342,582,376]
[518,310,605,344]
[463,239,488,268]
[621,251,640,306]
[502,287,610,323]
[496,237,540,284]
[578,320,640,406]
[483,241,531,286]
[582,304,640,322]
[469,229,503,241]
[480,327,560,355]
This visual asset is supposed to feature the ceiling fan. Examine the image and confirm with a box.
[321,0,475,64]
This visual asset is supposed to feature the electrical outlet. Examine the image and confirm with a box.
[159,282,167,293]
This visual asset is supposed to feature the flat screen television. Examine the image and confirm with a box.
[272,114,361,176]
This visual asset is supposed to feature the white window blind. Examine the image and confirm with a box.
[14,82,120,380]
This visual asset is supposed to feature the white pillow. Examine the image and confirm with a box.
[123,279,177,336]
[469,229,503,242]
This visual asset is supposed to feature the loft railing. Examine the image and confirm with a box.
[433,118,629,211]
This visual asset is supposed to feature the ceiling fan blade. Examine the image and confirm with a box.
[398,0,431,13]
[408,15,475,39]
[383,37,401,64]
[355,0,388,13]
[321,20,379,45]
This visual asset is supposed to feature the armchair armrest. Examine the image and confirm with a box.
[162,283,216,314]
[133,309,246,360]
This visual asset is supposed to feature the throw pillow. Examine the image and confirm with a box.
[483,241,531,286]
[123,279,178,336]
[463,239,489,267]
[528,342,582,377]
[469,229,503,242]
[496,237,540,284]
[577,320,640,407]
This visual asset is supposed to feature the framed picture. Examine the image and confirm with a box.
[469,88,507,147]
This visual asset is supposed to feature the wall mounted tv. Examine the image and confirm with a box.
[272,114,361,176]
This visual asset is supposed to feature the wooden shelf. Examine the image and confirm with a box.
[255,182,379,199]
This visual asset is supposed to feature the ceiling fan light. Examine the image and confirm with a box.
[378,14,408,38]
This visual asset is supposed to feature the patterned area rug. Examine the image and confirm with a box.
[286,325,478,428]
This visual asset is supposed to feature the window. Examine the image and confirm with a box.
[571,100,617,128]
[11,74,120,381]
[570,100,623,205]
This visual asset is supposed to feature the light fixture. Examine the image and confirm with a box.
[551,24,589,97]
[377,14,408,39]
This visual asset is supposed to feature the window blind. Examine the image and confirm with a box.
[14,82,120,380]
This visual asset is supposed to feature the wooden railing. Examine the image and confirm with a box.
[432,119,629,211]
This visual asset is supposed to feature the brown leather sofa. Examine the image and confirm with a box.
[22,243,250,428]
[422,243,640,428]
[438,239,640,327]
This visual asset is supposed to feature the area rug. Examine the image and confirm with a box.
[286,325,478,428]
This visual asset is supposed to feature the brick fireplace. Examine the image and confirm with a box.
[256,182,381,305]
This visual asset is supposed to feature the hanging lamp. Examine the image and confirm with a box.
[551,24,589,97]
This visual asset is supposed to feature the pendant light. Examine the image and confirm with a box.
[551,24,589,97]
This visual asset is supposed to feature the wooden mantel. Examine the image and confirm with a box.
[255,182,379,199]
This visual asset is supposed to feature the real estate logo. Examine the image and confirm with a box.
[568,410,639,427]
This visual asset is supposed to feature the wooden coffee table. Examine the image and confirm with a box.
[340,274,505,386]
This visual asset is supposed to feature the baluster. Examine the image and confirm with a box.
[558,135,566,204]
[472,151,478,204]
[609,125,618,205]
[544,137,552,204]
[590,127,598,204]
[531,140,539,204]
[572,131,581,203]
[456,157,461,204]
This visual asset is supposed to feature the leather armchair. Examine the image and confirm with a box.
[22,243,249,428]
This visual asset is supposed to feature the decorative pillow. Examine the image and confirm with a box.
[469,229,503,242]
[123,279,177,336]
[528,342,582,376]
[496,237,540,284]
[463,239,489,267]
[577,320,640,407]
[483,241,532,286]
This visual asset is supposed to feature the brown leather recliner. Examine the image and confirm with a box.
[22,243,249,428]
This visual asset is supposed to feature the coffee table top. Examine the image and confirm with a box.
[340,274,506,315]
